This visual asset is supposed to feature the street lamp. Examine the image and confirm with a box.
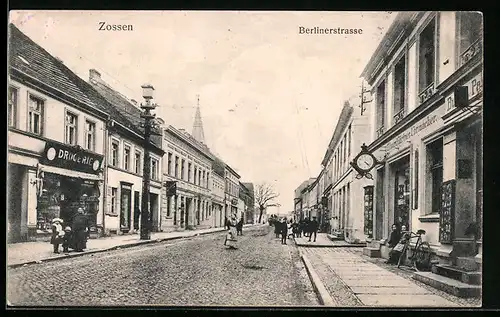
[140,84,157,240]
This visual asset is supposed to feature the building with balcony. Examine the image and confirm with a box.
[8,24,107,242]
[360,12,482,274]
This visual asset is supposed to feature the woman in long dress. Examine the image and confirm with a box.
[224,214,238,249]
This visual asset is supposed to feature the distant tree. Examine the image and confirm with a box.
[255,183,280,224]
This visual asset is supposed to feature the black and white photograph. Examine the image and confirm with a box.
[7,10,483,308]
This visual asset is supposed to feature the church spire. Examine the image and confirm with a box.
[192,94,206,144]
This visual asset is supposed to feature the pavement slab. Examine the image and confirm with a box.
[300,247,458,307]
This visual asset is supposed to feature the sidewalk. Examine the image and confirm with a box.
[8,224,259,268]
[299,248,459,307]
[295,233,366,248]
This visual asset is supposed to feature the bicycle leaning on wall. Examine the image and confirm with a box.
[397,229,433,271]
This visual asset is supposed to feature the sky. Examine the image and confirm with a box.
[10,10,395,214]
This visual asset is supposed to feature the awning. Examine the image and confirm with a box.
[38,164,103,181]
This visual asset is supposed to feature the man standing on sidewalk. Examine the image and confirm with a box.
[308,216,319,242]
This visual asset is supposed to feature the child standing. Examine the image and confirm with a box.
[50,218,65,254]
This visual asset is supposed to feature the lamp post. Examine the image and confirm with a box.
[140,84,157,240]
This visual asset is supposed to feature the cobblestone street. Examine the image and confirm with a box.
[7,226,318,307]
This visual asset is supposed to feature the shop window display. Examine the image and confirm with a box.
[37,174,100,235]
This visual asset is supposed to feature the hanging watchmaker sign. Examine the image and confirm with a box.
[350,143,384,180]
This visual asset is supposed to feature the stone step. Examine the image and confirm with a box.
[455,256,480,272]
[326,234,344,241]
[432,264,481,285]
[412,271,481,298]
[363,247,381,258]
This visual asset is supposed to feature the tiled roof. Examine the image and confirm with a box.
[8,24,162,151]
[8,24,98,111]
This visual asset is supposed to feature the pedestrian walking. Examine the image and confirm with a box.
[274,218,281,238]
[72,207,89,252]
[280,218,288,245]
[308,216,319,242]
[224,217,231,230]
[236,217,244,236]
[291,221,299,238]
[50,218,65,254]
[303,218,310,238]
[224,214,238,249]
[287,220,294,239]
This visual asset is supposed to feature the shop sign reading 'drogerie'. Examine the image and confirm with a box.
[41,141,104,174]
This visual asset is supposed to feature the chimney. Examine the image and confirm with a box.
[89,69,102,82]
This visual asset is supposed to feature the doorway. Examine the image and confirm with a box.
[120,185,132,233]
[375,168,385,240]
[8,164,24,243]
[133,191,140,231]
[393,157,411,230]
[149,193,159,232]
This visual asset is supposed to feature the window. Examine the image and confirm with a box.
[123,145,131,171]
[343,135,347,163]
[457,12,482,66]
[194,167,198,185]
[181,159,186,180]
[199,170,202,186]
[151,158,159,181]
[8,87,18,128]
[135,151,142,174]
[85,120,96,151]
[413,150,419,209]
[188,163,192,182]
[65,112,78,145]
[207,172,210,189]
[111,141,119,167]
[202,170,206,187]
[111,187,118,214]
[167,153,172,175]
[174,156,179,178]
[418,19,436,92]
[393,55,406,123]
[376,80,386,136]
[167,196,172,217]
[428,139,443,214]
[28,95,44,135]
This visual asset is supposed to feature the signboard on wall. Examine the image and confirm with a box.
[40,141,104,174]
[439,180,456,244]
[444,72,483,114]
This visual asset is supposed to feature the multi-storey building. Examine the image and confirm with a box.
[241,182,255,224]
[88,69,164,236]
[320,99,372,242]
[211,163,225,228]
[224,164,241,219]
[294,180,310,220]
[162,126,215,231]
[8,24,107,242]
[360,12,482,272]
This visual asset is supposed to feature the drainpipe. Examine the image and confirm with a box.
[101,121,109,237]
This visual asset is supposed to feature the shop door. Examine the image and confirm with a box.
[120,186,132,232]
[8,164,24,243]
[149,193,159,232]
[375,168,385,240]
[133,191,140,230]
[394,160,410,230]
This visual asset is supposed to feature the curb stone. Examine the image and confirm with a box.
[299,250,337,306]
[8,224,265,269]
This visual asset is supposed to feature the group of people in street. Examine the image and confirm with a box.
[272,217,320,245]
[50,207,90,254]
